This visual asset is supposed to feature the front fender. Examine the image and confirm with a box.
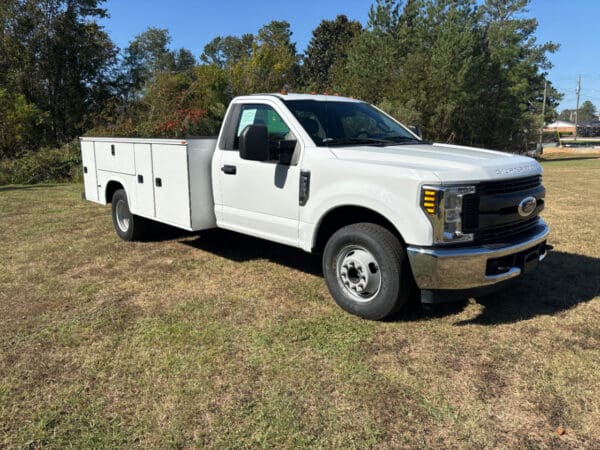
[299,176,434,252]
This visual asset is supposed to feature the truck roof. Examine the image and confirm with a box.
[235,93,363,103]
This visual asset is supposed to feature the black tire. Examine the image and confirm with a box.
[322,223,411,320]
[111,189,146,241]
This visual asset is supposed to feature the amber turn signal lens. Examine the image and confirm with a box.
[422,189,437,214]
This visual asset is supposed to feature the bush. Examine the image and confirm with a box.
[0,160,13,185]
[87,67,229,139]
[0,88,47,159]
[0,140,82,185]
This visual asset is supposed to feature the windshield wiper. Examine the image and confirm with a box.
[323,137,393,147]
[386,135,430,144]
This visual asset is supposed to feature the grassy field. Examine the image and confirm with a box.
[1,157,599,448]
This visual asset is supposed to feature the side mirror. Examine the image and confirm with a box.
[409,125,423,138]
[240,125,269,161]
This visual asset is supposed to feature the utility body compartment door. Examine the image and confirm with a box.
[81,141,99,202]
[151,143,191,228]
[95,141,136,175]
[133,143,155,218]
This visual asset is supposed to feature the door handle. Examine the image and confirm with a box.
[221,165,237,175]
[110,144,115,156]
[155,177,162,187]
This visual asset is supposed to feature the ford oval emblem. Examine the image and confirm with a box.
[518,196,537,217]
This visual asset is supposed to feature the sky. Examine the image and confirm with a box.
[98,0,600,111]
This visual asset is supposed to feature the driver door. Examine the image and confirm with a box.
[218,102,301,247]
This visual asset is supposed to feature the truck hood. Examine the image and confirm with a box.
[329,143,541,183]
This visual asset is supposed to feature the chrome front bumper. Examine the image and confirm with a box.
[407,221,549,290]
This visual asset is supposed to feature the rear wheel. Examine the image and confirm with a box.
[111,189,147,241]
[323,223,410,320]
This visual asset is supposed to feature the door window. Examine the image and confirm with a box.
[234,104,292,148]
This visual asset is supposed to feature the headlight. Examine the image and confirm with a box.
[421,185,476,244]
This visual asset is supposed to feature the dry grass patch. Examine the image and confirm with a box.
[1,158,599,448]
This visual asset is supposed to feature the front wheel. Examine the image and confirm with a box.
[111,189,147,241]
[323,223,411,320]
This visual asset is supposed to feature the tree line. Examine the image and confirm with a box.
[558,100,597,123]
[1,0,565,159]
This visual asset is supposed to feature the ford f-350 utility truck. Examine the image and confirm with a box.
[80,93,550,320]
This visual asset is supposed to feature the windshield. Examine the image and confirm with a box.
[283,99,423,147]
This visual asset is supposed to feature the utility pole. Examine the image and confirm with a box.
[574,76,581,140]
[538,80,547,150]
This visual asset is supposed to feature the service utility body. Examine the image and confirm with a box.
[80,93,550,320]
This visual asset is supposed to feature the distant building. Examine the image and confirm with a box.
[544,120,575,134]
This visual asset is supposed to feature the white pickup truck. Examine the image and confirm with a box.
[81,93,550,319]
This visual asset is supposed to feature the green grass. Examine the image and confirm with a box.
[1,159,599,448]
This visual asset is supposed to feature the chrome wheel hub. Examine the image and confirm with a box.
[115,199,130,232]
[337,246,382,302]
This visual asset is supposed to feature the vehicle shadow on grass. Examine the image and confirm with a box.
[179,228,323,276]
[449,251,600,325]
[140,221,197,243]
[178,228,598,324]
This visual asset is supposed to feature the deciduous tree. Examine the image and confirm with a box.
[1,0,116,146]
[200,34,254,68]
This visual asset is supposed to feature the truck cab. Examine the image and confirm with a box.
[81,93,549,320]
